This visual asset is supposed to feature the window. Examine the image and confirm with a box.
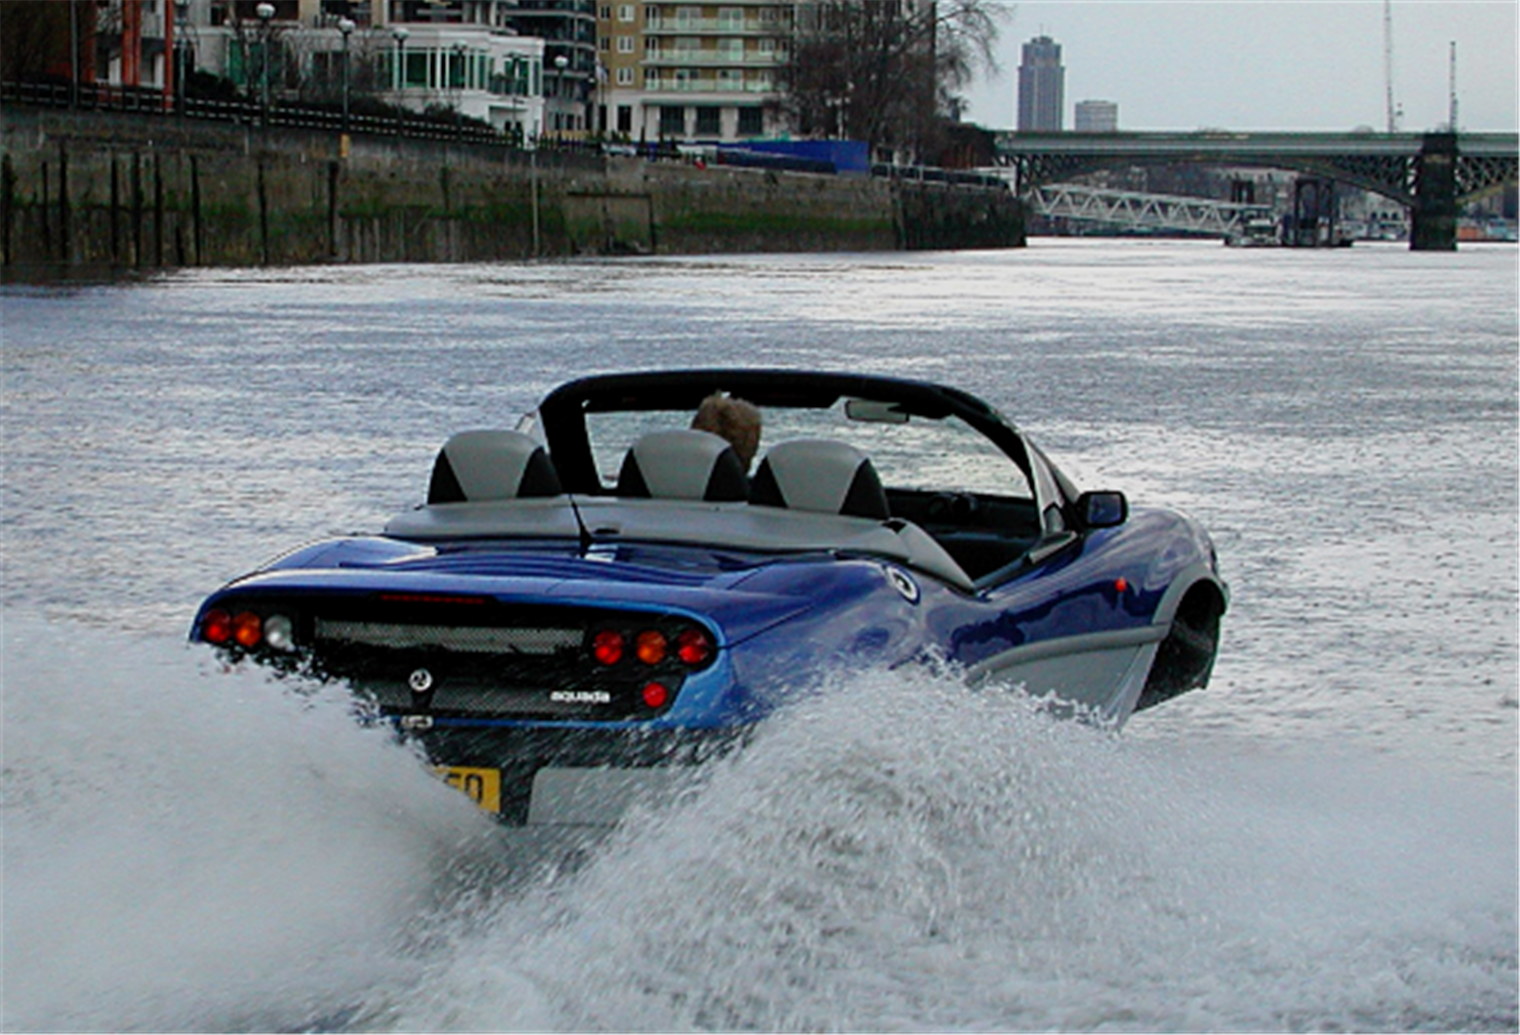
[404,51,427,87]
[695,105,721,136]
[644,67,659,88]
[718,38,742,61]
[600,37,611,51]
[659,104,685,136]
[737,106,763,135]
[599,5,611,18]
[618,4,635,21]
[617,35,635,52]
[616,66,634,85]
[717,6,742,30]
[716,68,740,91]
[617,104,633,133]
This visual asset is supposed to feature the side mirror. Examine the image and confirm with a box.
[1078,490,1128,529]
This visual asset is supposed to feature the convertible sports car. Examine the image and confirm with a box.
[193,370,1227,824]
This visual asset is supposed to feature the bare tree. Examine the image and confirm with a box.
[0,1,71,82]
[775,0,1008,162]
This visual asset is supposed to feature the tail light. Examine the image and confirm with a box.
[635,630,668,665]
[232,611,262,648]
[588,622,715,670]
[592,629,625,666]
[199,608,297,652]
[201,608,233,645]
[675,627,713,666]
[641,682,670,709]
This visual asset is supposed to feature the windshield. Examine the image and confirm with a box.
[584,399,1033,500]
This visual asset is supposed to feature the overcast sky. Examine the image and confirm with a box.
[962,1,1519,132]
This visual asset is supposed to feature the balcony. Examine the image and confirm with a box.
[645,48,785,67]
[644,17,788,35]
[642,76,775,95]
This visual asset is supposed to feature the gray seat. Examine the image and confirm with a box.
[427,430,563,503]
[750,439,890,519]
[617,429,749,502]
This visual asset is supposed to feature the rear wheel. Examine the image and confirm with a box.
[1135,585,1223,711]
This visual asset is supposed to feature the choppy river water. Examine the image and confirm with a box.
[2,240,1517,1031]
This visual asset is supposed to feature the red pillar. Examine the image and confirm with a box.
[121,0,142,88]
[164,0,176,109]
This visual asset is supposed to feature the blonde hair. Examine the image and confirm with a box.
[691,393,762,469]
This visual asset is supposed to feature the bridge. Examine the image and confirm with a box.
[993,131,1519,250]
[1023,184,1272,239]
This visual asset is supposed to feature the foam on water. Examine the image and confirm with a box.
[1,614,501,1033]
[383,667,1516,1033]
[7,617,1510,1032]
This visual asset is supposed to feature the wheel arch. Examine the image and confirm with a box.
[1135,569,1228,712]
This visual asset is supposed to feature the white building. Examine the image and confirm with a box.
[381,22,545,137]
[172,0,546,140]
[1074,99,1117,133]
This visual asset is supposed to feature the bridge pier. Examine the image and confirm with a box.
[1412,132,1458,251]
[1288,178,1339,246]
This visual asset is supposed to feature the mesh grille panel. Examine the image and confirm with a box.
[314,620,580,654]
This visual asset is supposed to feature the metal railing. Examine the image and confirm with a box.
[1,79,520,147]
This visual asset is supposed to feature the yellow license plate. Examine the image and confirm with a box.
[437,765,502,813]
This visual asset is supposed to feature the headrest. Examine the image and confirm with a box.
[427,430,562,504]
[750,439,890,519]
[617,429,749,502]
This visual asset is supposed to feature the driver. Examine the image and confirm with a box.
[691,393,762,471]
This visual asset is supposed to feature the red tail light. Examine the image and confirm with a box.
[591,629,625,666]
[641,681,669,709]
[201,609,233,645]
[675,627,713,666]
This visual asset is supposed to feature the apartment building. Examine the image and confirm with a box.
[599,1,790,142]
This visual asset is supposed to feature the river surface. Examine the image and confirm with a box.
[2,240,1517,1032]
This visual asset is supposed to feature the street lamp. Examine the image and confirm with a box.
[452,42,467,130]
[256,2,274,127]
[337,17,355,133]
[174,0,191,114]
[554,54,568,135]
[392,25,410,130]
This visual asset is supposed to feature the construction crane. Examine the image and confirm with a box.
[1383,0,1399,131]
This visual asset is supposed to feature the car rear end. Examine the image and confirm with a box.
[190,549,805,824]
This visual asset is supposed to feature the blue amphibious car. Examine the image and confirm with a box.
[193,370,1227,823]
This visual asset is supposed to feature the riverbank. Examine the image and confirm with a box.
[0,106,1023,275]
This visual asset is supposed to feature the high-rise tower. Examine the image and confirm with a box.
[1017,34,1064,131]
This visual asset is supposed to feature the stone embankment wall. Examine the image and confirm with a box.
[0,107,1023,273]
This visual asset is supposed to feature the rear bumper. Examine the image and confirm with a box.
[414,724,743,824]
